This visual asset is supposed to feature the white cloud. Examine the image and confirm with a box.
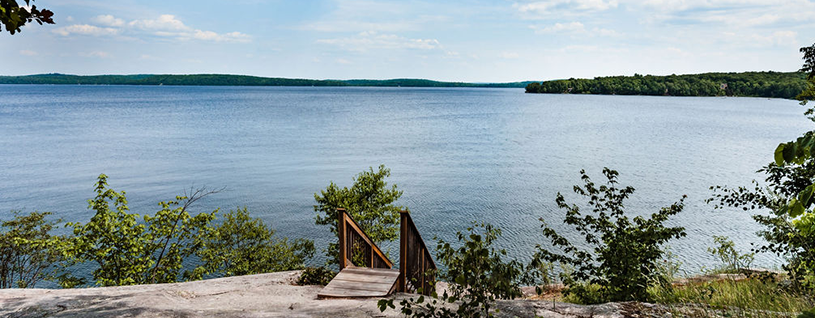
[65,16,74,22]
[192,30,251,43]
[19,50,38,56]
[52,24,119,36]
[528,22,621,38]
[638,0,777,13]
[129,14,189,31]
[125,14,251,43]
[93,15,125,27]
[592,27,621,37]
[317,31,441,52]
[51,14,250,43]
[138,54,162,61]
[741,30,798,48]
[500,52,520,59]
[635,0,815,28]
[515,0,619,18]
[299,0,449,33]
[79,51,111,59]
[530,22,586,34]
[336,58,352,64]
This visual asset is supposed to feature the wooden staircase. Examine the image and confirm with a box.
[317,267,400,298]
[317,208,436,298]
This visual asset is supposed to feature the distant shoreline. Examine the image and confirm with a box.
[524,71,807,99]
[0,73,534,88]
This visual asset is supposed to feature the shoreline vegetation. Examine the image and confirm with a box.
[525,71,808,99]
[0,72,807,101]
[0,73,534,88]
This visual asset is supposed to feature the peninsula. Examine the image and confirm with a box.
[525,71,807,99]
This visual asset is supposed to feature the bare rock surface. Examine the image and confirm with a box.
[0,271,669,318]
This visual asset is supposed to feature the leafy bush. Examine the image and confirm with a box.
[709,162,815,292]
[379,223,524,318]
[535,168,687,303]
[733,43,815,293]
[296,266,336,286]
[707,235,755,274]
[59,174,312,287]
[194,207,315,279]
[65,175,219,286]
[0,211,68,288]
[313,165,404,266]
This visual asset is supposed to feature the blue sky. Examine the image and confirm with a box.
[1,0,813,82]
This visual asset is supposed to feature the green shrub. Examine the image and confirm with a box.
[313,165,404,267]
[296,266,336,286]
[0,211,68,288]
[62,174,313,287]
[535,168,687,303]
[65,175,219,286]
[709,161,815,292]
[379,223,524,318]
[707,235,754,274]
[193,207,315,279]
[737,43,815,293]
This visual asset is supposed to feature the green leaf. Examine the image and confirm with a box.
[775,144,786,166]
[800,185,815,208]
[790,199,805,218]
[783,142,797,164]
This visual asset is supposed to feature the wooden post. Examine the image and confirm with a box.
[338,208,347,270]
[419,248,425,293]
[399,210,409,292]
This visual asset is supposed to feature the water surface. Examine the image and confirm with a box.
[0,85,810,273]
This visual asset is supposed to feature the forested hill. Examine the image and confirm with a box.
[0,74,533,88]
[525,71,808,99]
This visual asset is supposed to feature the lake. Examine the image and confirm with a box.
[0,84,811,274]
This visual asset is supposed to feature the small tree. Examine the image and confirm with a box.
[67,174,158,286]
[535,168,686,303]
[143,187,221,284]
[66,174,219,286]
[314,165,404,266]
[707,235,754,273]
[194,207,314,278]
[0,211,67,288]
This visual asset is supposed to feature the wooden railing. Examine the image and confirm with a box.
[337,208,394,270]
[398,210,437,296]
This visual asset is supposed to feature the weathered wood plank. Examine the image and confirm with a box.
[342,267,400,276]
[331,276,399,284]
[317,267,400,299]
[320,282,394,293]
[317,288,391,298]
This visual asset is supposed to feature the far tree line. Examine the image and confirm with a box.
[526,71,808,99]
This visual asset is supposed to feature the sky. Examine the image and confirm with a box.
[0,0,813,82]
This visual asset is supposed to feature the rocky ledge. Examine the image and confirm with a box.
[0,270,754,318]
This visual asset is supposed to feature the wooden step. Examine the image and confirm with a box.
[318,267,400,298]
